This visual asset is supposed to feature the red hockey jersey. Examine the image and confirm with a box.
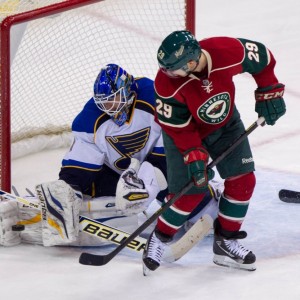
[154,36,280,153]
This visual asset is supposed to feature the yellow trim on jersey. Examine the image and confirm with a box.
[91,182,96,198]
[126,99,155,125]
[150,152,166,157]
[94,113,110,142]
[61,165,102,172]
[126,99,137,124]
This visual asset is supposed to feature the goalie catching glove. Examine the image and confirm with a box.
[255,83,286,125]
[116,158,167,215]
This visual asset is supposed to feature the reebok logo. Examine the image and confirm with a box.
[242,157,253,164]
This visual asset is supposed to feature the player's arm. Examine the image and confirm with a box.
[238,38,286,125]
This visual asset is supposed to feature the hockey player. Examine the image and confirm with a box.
[143,31,286,272]
[0,64,218,248]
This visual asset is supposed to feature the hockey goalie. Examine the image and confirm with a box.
[0,158,218,249]
[0,64,218,250]
[0,158,167,246]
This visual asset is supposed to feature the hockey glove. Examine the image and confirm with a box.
[115,159,150,215]
[255,83,286,125]
[183,148,215,189]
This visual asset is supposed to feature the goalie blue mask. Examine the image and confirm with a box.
[93,64,137,126]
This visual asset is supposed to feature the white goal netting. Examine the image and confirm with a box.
[0,0,194,188]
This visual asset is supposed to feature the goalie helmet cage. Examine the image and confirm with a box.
[0,0,195,192]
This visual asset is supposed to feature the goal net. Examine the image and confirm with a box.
[0,0,195,190]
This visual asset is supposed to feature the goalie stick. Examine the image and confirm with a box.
[0,189,211,262]
[79,116,265,266]
[278,189,300,203]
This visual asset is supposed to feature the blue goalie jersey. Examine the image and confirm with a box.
[59,77,166,197]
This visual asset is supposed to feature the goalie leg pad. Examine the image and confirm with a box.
[0,200,21,246]
[18,196,43,245]
[35,180,83,246]
[16,194,139,247]
[81,196,118,218]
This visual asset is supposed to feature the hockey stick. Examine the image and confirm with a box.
[79,116,265,266]
[0,188,210,261]
[162,214,213,262]
[81,214,213,262]
[0,190,40,209]
[278,189,300,203]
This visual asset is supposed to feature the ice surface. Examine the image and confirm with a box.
[2,0,300,299]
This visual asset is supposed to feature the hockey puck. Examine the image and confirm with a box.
[11,224,25,231]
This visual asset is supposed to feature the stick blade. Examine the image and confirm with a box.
[163,214,213,263]
[79,252,109,266]
[279,189,300,203]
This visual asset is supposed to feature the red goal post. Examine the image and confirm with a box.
[0,0,195,191]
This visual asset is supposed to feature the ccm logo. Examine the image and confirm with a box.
[256,91,284,100]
